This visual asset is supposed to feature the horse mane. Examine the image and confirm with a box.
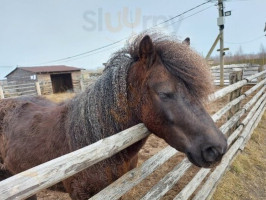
[66,32,213,150]
[127,32,213,102]
[66,51,133,150]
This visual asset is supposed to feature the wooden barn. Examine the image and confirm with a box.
[5,65,83,94]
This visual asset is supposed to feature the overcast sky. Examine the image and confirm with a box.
[0,0,265,79]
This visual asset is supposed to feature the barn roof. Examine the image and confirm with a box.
[5,65,83,77]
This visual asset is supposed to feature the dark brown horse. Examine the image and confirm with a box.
[0,33,227,200]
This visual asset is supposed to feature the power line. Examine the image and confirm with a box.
[162,5,214,29]
[40,0,213,64]
[225,35,265,44]
[52,5,216,63]
[153,0,212,28]
[61,43,123,63]
[41,38,127,64]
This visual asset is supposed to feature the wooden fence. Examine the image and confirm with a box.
[0,70,265,200]
[0,81,41,99]
[211,64,265,85]
[0,75,99,98]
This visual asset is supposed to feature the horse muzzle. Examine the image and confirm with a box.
[186,141,227,168]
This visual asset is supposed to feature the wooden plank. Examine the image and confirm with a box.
[207,100,266,200]
[240,100,266,150]
[174,93,266,200]
[219,87,265,134]
[1,71,265,200]
[242,87,266,111]
[0,124,150,200]
[179,99,265,200]
[193,139,242,200]
[241,92,266,127]
[227,69,243,133]
[211,72,230,75]
[35,82,41,95]
[211,68,260,73]
[173,121,244,200]
[209,71,266,102]
[193,99,266,200]
[140,158,191,200]
[126,89,262,199]
[205,33,221,60]
[213,80,230,84]
[209,80,247,102]
[141,89,265,200]
[214,83,230,86]
[5,93,37,99]
[3,82,35,89]
[245,70,266,82]
[90,146,177,200]
[258,65,264,82]
[212,69,265,85]
[173,168,210,200]
[3,89,37,96]
[212,95,245,122]
[80,78,85,91]
[0,86,4,99]
[211,69,259,73]
[93,82,265,200]
[219,109,245,134]
[91,83,262,200]
[244,78,266,96]
[211,64,259,70]
[3,85,36,91]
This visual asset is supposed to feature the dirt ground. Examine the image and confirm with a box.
[34,92,265,200]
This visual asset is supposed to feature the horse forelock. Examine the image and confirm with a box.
[127,32,213,102]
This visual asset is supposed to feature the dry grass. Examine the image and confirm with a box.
[212,111,266,200]
[44,92,76,103]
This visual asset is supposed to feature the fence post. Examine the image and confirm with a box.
[227,68,243,134]
[0,86,4,99]
[257,65,266,82]
[80,78,85,92]
[35,82,41,95]
[258,65,262,82]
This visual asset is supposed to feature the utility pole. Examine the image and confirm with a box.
[206,0,228,86]
[218,0,225,86]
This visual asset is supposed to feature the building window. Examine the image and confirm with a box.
[30,75,36,80]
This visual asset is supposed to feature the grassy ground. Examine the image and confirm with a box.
[212,110,266,200]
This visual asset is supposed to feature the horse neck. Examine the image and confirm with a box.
[66,55,139,149]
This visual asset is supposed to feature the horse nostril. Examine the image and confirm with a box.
[202,146,220,163]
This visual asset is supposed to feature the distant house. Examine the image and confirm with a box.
[5,65,83,94]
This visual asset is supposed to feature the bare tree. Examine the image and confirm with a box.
[259,44,266,65]
[234,45,244,63]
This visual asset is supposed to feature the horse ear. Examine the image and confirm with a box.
[139,35,156,67]
[182,37,190,46]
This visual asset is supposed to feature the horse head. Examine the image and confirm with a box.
[128,35,227,168]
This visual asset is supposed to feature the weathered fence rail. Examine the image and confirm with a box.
[0,81,41,99]
[211,64,266,85]
[0,69,265,200]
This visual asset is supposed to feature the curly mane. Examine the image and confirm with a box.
[122,32,213,102]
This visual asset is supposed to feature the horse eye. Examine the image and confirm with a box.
[158,92,174,100]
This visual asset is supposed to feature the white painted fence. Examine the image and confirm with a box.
[0,70,265,200]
